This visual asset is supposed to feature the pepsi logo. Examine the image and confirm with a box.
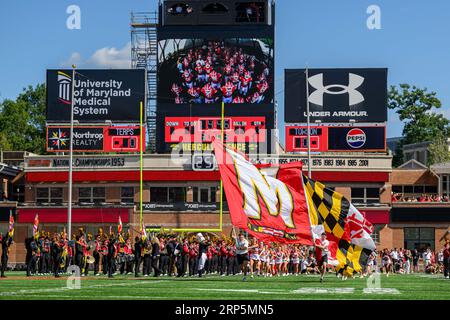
[346,128,366,148]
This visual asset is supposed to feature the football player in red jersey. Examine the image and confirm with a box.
[187,87,202,104]
[201,83,218,103]
[209,70,222,90]
[221,81,236,103]
[239,71,253,96]
[181,70,194,89]
[232,95,244,104]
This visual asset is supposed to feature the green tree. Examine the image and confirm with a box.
[0,84,46,154]
[428,135,450,166]
[388,84,449,145]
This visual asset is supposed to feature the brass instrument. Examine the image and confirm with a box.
[86,255,95,264]
[60,245,68,269]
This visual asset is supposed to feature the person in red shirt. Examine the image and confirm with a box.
[210,242,219,274]
[219,240,228,275]
[178,238,190,277]
[188,243,198,277]
[227,242,236,276]
[443,242,450,279]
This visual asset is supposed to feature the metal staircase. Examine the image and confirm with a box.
[131,11,158,153]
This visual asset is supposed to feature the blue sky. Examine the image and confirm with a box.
[1,0,449,139]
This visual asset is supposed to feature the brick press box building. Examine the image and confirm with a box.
[1,150,393,265]
[388,161,450,251]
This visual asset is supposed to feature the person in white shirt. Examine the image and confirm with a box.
[316,233,329,283]
[390,248,399,273]
[234,233,250,281]
[423,249,432,267]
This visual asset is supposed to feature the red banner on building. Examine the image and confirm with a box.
[213,140,312,244]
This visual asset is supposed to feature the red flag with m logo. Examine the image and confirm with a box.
[213,140,312,245]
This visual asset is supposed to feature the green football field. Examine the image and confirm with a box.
[0,272,448,300]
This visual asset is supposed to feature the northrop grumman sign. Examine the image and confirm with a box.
[46,69,145,122]
[284,68,387,123]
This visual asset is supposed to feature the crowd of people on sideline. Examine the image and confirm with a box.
[0,228,449,280]
[379,246,450,277]
[391,193,450,203]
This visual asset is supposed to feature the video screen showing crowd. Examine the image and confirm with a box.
[158,38,273,105]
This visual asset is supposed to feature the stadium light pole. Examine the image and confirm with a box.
[67,65,76,241]
[305,67,312,178]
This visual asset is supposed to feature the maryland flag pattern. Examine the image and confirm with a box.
[303,175,375,276]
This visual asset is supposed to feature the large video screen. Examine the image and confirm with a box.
[158,38,274,105]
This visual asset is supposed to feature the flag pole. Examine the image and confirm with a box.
[219,101,224,231]
[67,65,76,241]
[305,66,312,178]
[140,101,144,229]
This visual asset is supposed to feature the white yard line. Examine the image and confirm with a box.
[0,280,163,297]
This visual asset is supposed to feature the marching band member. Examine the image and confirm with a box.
[188,241,198,277]
[151,236,161,277]
[142,237,152,277]
[117,233,126,275]
[51,233,63,278]
[93,234,102,276]
[101,237,109,275]
[197,233,210,278]
[0,231,13,278]
[83,234,93,276]
[219,240,228,276]
[75,234,85,274]
[26,235,39,277]
[125,237,134,275]
[177,238,189,277]
[107,234,116,278]
[226,240,236,276]
[134,235,143,277]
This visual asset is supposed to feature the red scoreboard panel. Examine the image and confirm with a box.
[285,125,386,152]
[105,126,144,153]
[285,126,328,152]
[47,125,144,153]
[165,116,266,143]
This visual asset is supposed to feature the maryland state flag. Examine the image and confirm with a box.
[141,222,147,240]
[303,176,376,275]
[33,214,39,237]
[8,210,14,237]
[118,216,123,234]
[213,140,312,244]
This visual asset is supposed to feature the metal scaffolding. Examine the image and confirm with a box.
[131,11,158,153]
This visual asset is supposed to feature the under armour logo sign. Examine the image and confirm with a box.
[308,73,365,106]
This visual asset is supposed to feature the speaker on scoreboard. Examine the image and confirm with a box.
[162,0,271,26]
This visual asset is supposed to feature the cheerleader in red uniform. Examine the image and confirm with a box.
[248,238,259,278]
